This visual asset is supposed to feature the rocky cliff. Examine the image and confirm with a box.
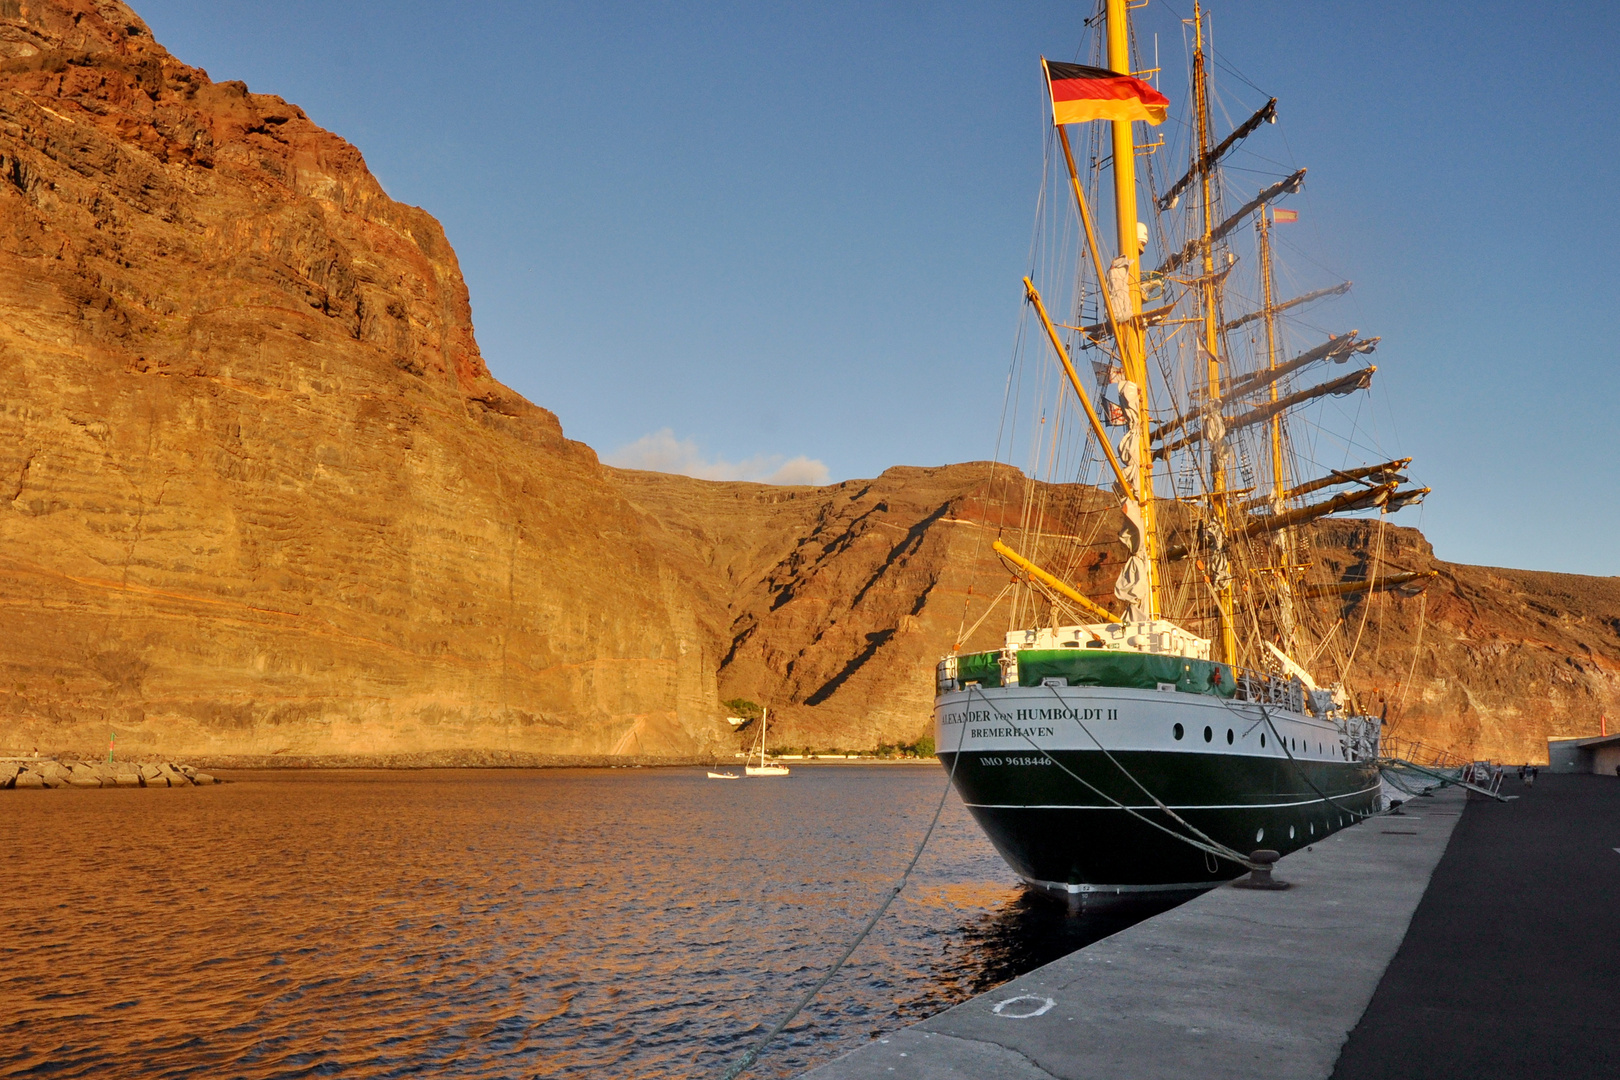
[0,0,727,761]
[2,1,1614,765]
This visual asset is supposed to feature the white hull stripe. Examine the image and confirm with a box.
[964,783,1382,813]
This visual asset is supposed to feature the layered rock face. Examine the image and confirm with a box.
[2,2,1614,765]
[616,467,1620,764]
[0,1,725,760]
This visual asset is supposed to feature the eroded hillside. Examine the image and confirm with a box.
[2,1,1613,766]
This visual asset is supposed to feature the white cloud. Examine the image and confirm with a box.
[605,428,830,486]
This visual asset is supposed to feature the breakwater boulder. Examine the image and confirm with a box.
[0,759,219,789]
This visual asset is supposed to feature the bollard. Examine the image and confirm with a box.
[1388,799,1406,816]
[1231,849,1290,891]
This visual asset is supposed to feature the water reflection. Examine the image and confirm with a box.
[943,890,1185,997]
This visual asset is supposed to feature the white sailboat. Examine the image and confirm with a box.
[745,706,790,777]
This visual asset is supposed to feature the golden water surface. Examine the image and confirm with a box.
[2,766,1156,1077]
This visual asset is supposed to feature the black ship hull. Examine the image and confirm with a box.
[934,684,1382,905]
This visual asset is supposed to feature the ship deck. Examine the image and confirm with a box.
[800,772,1620,1079]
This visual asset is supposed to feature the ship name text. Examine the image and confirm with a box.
[941,706,1119,731]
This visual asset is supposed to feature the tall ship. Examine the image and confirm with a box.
[934,0,1430,904]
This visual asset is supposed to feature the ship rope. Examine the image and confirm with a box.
[1241,702,1381,822]
[1043,686,1267,866]
[967,687,1263,871]
[956,582,1015,649]
[1393,591,1428,718]
[715,715,972,1080]
[1336,514,1387,683]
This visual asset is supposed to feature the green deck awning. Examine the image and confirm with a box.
[1016,650,1236,698]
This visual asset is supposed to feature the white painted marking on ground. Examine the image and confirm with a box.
[992,994,1056,1019]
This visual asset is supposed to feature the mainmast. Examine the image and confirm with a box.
[1190,4,1238,663]
[1258,205,1299,654]
[1106,0,1160,621]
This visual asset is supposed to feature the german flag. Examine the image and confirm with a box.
[1044,59,1169,127]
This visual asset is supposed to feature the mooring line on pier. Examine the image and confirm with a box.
[980,689,1263,871]
[1045,686,1264,869]
[716,698,972,1080]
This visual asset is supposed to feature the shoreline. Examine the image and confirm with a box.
[5,753,943,772]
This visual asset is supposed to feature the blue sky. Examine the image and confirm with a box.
[131,1,1619,575]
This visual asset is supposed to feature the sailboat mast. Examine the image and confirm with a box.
[1258,205,1299,654]
[1105,0,1159,619]
[1259,206,1284,498]
[1192,4,1238,664]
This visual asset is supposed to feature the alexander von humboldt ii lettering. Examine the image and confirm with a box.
[934,1,1429,904]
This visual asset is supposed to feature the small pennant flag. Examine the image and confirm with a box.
[1273,208,1299,223]
[1044,59,1169,127]
[1104,399,1127,426]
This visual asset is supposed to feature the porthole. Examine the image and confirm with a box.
[1173,723,1184,741]
[1260,733,1267,748]
[1226,728,1234,745]
[1289,825,1296,839]
[1291,737,1297,751]
[1203,726,1213,743]
[1255,828,1265,843]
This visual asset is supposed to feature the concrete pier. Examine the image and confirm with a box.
[804,787,1465,1080]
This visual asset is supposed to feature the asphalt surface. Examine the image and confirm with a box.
[1331,772,1620,1079]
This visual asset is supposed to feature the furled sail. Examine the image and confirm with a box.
[1158,97,1277,211]
[1156,168,1307,275]
[1239,458,1411,511]
[1153,332,1376,443]
[1221,281,1351,333]
[1112,378,1152,621]
[1156,366,1376,457]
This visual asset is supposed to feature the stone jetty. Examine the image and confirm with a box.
[1,759,219,790]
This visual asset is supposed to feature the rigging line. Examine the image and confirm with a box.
[1394,591,1429,716]
[1241,702,1384,822]
[964,687,1260,870]
[1043,685,1263,866]
[960,314,1030,645]
[1337,513,1386,682]
[717,713,969,1080]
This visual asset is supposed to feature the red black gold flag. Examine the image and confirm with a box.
[1043,59,1169,126]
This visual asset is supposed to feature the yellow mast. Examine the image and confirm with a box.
[1105,0,1159,619]
[1259,209,1283,498]
[1191,3,1237,663]
[1258,204,1298,654]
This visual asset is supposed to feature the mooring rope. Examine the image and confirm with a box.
[716,713,969,1080]
[964,686,1262,870]
[1044,686,1264,868]
[1245,702,1381,822]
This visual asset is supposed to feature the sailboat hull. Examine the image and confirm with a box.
[935,683,1380,905]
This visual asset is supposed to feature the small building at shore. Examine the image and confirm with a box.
[1547,733,1620,775]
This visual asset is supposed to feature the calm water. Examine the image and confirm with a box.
[1,766,1164,1078]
